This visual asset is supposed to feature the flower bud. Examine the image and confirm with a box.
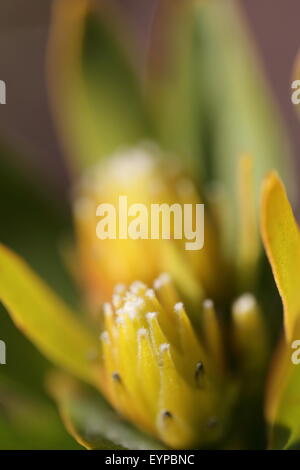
[98,275,236,449]
[73,145,222,310]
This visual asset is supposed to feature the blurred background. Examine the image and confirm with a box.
[0,0,299,200]
[0,0,298,449]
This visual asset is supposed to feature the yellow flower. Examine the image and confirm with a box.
[0,151,269,449]
[73,145,224,311]
[99,275,235,448]
[0,0,295,451]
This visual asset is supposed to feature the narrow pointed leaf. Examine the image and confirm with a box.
[145,1,203,173]
[48,0,152,170]
[261,172,300,449]
[0,244,99,386]
[196,0,292,252]
[261,172,300,341]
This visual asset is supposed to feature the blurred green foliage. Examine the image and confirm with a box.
[0,146,81,448]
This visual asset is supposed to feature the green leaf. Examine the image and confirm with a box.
[145,1,203,174]
[0,147,86,392]
[195,0,293,253]
[0,244,99,386]
[0,148,89,448]
[48,0,152,170]
[265,337,300,450]
[49,372,166,450]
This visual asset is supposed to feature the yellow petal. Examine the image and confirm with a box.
[261,173,300,447]
[0,244,99,386]
[260,172,300,342]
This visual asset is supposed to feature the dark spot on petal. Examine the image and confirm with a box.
[112,372,122,383]
[162,410,173,419]
[195,361,205,387]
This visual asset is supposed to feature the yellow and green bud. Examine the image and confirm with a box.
[73,145,224,311]
[98,274,236,449]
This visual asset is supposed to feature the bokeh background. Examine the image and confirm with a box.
[0,0,298,449]
[0,0,299,201]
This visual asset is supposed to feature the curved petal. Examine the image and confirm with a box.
[261,172,300,342]
[261,172,300,448]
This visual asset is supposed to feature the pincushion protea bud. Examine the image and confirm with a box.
[73,145,223,311]
[98,273,236,449]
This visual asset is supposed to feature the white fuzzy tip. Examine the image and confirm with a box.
[138,328,148,339]
[160,343,170,353]
[103,149,156,186]
[153,273,171,290]
[174,302,184,312]
[146,312,158,322]
[112,294,122,309]
[130,281,147,294]
[233,293,256,315]
[115,316,125,326]
[203,299,214,310]
[103,302,113,316]
[145,288,155,298]
[114,283,126,295]
[100,331,110,343]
